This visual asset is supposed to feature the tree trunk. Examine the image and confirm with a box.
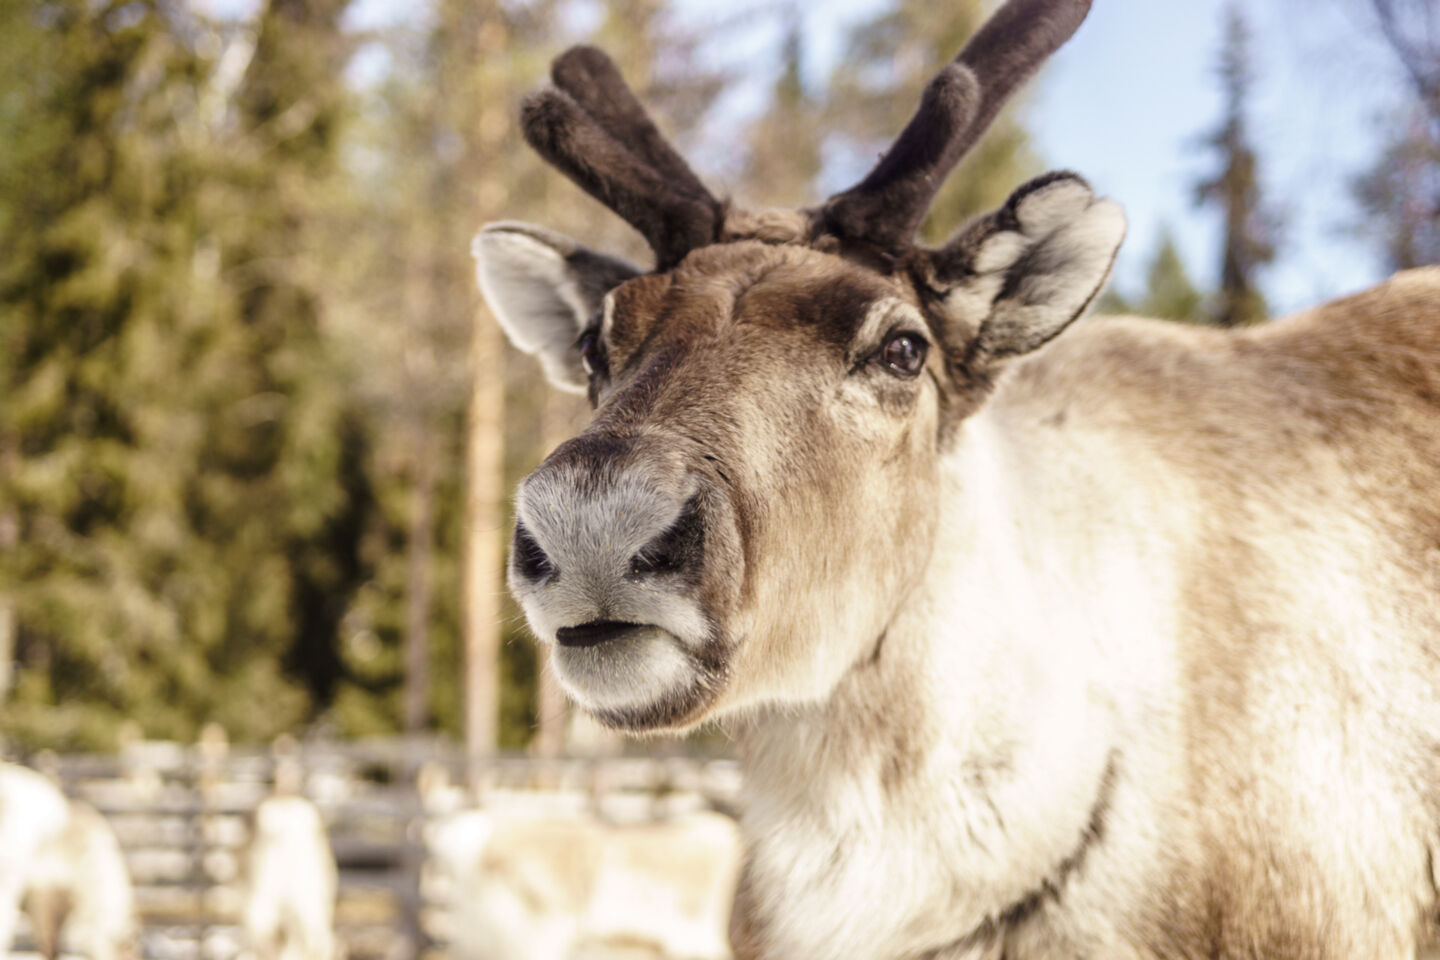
[0,435,15,704]
[452,2,509,782]
[464,327,504,769]
[403,424,436,733]
[0,602,12,704]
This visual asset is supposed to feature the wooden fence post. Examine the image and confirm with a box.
[196,723,228,957]
[270,733,302,795]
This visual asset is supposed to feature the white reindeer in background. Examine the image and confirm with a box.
[427,806,742,960]
[241,758,338,960]
[0,763,137,960]
[472,0,1440,955]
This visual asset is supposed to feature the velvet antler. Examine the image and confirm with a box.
[550,47,715,203]
[521,48,721,271]
[822,0,1093,254]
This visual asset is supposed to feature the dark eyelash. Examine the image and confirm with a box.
[576,324,610,383]
[574,320,600,351]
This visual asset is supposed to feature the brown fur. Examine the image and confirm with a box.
[23,887,70,960]
[482,1,1440,952]
[558,242,940,727]
[505,253,1440,958]
[987,268,1440,958]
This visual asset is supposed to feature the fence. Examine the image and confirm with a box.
[10,732,741,960]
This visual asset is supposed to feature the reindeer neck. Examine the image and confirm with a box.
[737,405,1127,811]
[728,404,1171,958]
[739,366,1215,830]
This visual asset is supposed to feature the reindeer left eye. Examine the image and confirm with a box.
[877,332,928,377]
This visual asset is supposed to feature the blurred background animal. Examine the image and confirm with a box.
[427,805,741,960]
[0,763,137,960]
[241,759,338,960]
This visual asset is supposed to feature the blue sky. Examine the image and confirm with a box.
[242,0,1415,315]
[667,0,1410,316]
[1026,0,1405,313]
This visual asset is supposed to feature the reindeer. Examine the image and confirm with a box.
[0,763,137,960]
[241,756,338,960]
[470,0,1440,956]
[427,806,741,960]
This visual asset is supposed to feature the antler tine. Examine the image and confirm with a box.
[823,0,1092,254]
[521,88,720,271]
[821,65,982,254]
[551,46,716,205]
[952,0,1092,158]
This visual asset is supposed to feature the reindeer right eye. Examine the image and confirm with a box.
[877,331,929,377]
[577,329,606,379]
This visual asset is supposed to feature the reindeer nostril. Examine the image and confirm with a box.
[513,522,556,583]
[629,494,705,580]
[631,545,682,577]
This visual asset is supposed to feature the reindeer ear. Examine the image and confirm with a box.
[924,172,1125,370]
[473,222,642,393]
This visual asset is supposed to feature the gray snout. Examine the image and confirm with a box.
[506,435,737,728]
[508,452,715,652]
[512,492,705,592]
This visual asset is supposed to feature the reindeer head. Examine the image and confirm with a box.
[475,0,1125,733]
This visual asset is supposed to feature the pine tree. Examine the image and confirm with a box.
[1359,0,1439,126]
[1354,111,1440,270]
[1093,230,1206,322]
[229,0,365,719]
[1349,0,1439,270]
[1140,231,1205,324]
[1194,6,1278,327]
[323,24,480,740]
[742,14,823,207]
[0,0,363,750]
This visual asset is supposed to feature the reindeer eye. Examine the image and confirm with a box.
[878,332,928,377]
[577,329,605,378]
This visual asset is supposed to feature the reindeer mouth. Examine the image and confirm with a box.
[550,619,728,732]
[555,619,649,648]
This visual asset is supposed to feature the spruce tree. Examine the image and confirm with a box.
[1141,231,1206,324]
[743,16,823,207]
[1194,6,1278,327]
[1354,112,1440,270]
[0,0,362,749]
[1348,0,1439,271]
[229,0,365,719]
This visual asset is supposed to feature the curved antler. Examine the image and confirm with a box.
[521,48,721,271]
[822,0,1093,254]
[550,47,715,203]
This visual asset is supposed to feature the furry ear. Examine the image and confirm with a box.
[473,222,642,393]
[923,172,1125,372]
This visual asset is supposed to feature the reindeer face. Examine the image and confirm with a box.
[473,0,1124,732]
[497,241,946,730]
